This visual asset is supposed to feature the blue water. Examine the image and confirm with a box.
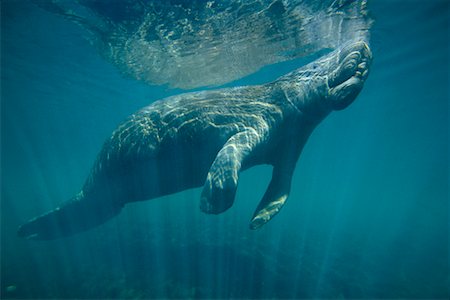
[1,0,448,299]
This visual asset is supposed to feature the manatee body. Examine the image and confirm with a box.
[18,41,372,239]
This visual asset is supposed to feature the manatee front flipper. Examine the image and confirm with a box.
[249,125,311,230]
[249,164,294,230]
[201,129,263,214]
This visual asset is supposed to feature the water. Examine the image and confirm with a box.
[31,0,371,89]
[1,0,448,299]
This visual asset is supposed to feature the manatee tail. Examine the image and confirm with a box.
[17,192,122,240]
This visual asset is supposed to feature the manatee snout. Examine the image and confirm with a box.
[328,41,372,110]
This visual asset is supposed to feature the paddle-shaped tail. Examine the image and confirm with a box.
[17,192,122,240]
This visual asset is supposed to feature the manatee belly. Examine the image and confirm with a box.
[88,123,236,205]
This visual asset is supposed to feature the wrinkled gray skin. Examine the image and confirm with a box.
[18,41,372,240]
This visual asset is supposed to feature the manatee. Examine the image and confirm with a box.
[18,41,372,239]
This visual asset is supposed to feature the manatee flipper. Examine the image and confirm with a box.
[249,126,310,230]
[200,129,262,214]
[249,165,293,229]
[17,192,122,240]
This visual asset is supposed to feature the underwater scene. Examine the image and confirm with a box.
[1,0,448,299]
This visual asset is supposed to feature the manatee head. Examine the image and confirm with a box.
[325,40,372,110]
[284,40,372,116]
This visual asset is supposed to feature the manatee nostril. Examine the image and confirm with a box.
[351,51,361,59]
[344,60,357,72]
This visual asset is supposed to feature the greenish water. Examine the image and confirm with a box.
[1,0,448,298]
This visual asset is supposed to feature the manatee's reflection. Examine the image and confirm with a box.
[33,0,372,89]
